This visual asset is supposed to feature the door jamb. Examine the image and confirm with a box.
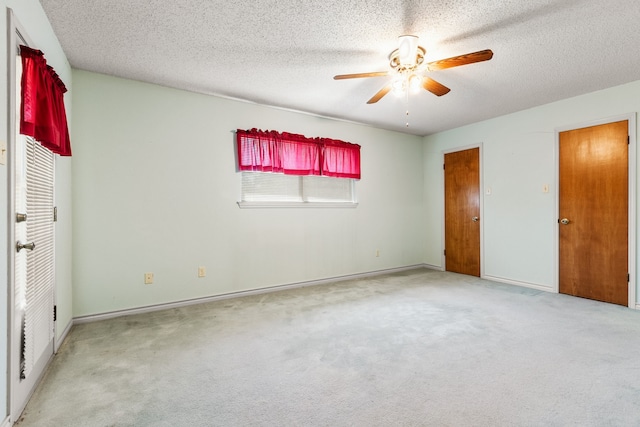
[6,8,58,422]
[7,9,26,421]
[554,113,637,308]
[441,143,484,277]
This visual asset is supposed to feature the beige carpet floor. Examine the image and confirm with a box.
[15,269,640,426]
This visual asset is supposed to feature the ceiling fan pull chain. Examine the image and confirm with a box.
[405,89,410,128]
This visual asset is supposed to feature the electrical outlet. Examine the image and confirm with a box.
[198,266,206,278]
[144,272,154,284]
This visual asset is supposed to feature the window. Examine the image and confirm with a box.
[236,128,360,208]
[239,172,357,208]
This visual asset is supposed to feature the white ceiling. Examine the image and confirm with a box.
[39,0,640,136]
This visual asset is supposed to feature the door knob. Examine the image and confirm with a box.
[560,218,570,225]
[472,216,479,222]
[16,241,35,252]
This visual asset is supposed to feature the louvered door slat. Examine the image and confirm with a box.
[20,138,55,379]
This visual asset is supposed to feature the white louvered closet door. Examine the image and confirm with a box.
[15,136,55,380]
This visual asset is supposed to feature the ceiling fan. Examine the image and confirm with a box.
[334,35,493,104]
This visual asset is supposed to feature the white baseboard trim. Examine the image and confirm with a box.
[1,415,10,427]
[74,264,429,324]
[636,303,640,310]
[54,319,73,353]
[423,263,444,271]
[482,275,554,293]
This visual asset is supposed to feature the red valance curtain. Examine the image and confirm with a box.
[320,137,361,179]
[279,132,321,175]
[20,45,72,156]
[237,129,360,179]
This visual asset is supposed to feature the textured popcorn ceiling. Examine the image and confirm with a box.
[39,0,640,136]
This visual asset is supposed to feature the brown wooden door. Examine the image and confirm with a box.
[444,147,481,276]
[559,120,628,306]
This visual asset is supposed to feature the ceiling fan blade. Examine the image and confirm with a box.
[426,49,494,71]
[367,83,392,104]
[334,71,389,80]
[422,77,451,96]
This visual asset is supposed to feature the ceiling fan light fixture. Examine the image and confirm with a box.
[409,74,423,94]
[391,74,406,96]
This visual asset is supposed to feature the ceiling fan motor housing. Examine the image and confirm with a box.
[390,40,426,73]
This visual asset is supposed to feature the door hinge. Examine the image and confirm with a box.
[53,206,58,222]
[628,136,630,145]
[53,305,57,322]
[444,249,446,256]
[443,164,445,170]
[628,273,630,282]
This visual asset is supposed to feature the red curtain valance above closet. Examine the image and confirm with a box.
[236,128,361,179]
[20,45,72,156]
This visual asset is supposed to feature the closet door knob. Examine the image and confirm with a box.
[16,241,35,252]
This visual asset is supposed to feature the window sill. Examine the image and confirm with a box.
[237,201,359,209]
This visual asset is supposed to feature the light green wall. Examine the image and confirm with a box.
[424,79,640,303]
[71,70,425,317]
[1,0,73,422]
[73,69,640,316]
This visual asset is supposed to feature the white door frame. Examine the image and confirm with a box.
[7,9,57,421]
[554,113,637,309]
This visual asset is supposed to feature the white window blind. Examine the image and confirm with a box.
[16,137,55,379]
[241,172,302,202]
[302,175,354,202]
[239,172,357,208]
